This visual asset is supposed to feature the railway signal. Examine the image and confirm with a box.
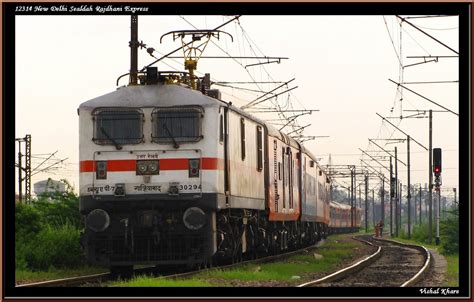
[432,148,442,245]
[433,148,442,191]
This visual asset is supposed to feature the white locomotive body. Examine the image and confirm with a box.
[79,83,226,266]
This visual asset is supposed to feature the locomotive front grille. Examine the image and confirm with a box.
[84,202,213,265]
[90,233,208,263]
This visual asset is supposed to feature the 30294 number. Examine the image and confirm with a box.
[179,184,201,191]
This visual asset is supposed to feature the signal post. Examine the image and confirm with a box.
[433,148,442,245]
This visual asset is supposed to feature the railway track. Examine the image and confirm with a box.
[15,272,111,288]
[17,239,327,287]
[297,235,431,287]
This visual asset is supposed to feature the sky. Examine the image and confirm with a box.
[15,14,460,200]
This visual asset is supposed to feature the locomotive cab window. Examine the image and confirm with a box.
[93,109,143,145]
[152,107,203,143]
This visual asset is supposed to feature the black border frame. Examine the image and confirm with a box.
[2,2,471,300]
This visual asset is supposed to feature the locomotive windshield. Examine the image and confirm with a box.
[93,109,143,145]
[152,107,202,143]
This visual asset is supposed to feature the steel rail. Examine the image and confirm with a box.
[297,235,432,287]
[374,237,432,287]
[296,236,381,287]
[16,272,110,288]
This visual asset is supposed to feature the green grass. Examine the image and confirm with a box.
[16,266,108,284]
[196,234,364,285]
[198,263,306,282]
[444,254,459,287]
[110,275,213,287]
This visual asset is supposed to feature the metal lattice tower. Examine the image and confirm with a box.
[24,134,32,203]
[16,134,32,203]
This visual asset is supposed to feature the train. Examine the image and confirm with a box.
[78,20,361,273]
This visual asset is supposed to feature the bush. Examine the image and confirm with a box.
[15,181,85,271]
[22,223,84,270]
[397,206,459,256]
[406,222,436,244]
[34,179,83,229]
[15,203,43,239]
[440,207,459,255]
[33,197,82,229]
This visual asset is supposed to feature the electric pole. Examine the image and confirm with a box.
[351,166,354,228]
[18,140,22,202]
[419,184,422,225]
[400,182,403,235]
[381,176,385,231]
[407,135,411,238]
[372,189,375,228]
[16,134,32,203]
[25,134,32,203]
[436,186,441,245]
[365,174,368,232]
[130,15,138,85]
[414,186,417,227]
[395,146,399,237]
[390,157,393,236]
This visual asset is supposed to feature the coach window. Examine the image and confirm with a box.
[152,107,203,143]
[93,109,143,146]
[256,125,263,171]
[240,118,246,160]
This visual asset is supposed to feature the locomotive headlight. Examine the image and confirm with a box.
[86,209,110,232]
[137,161,148,174]
[148,161,159,173]
[136,160,159,175]
[183,207,206,231]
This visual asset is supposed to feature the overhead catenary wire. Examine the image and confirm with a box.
[388,79,459,116]
[383,16,402,66]
[396,15,459,55]
[376,112,428,150]
[234,19,310,136]
[177,16,306,137]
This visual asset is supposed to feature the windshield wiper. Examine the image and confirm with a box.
[100,127,122,150]
[163,123,179,149]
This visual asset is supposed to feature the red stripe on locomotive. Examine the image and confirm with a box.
[79,157,224,172]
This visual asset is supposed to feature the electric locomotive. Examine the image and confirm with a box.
[78,18,359,273]
[78,70,332,271]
